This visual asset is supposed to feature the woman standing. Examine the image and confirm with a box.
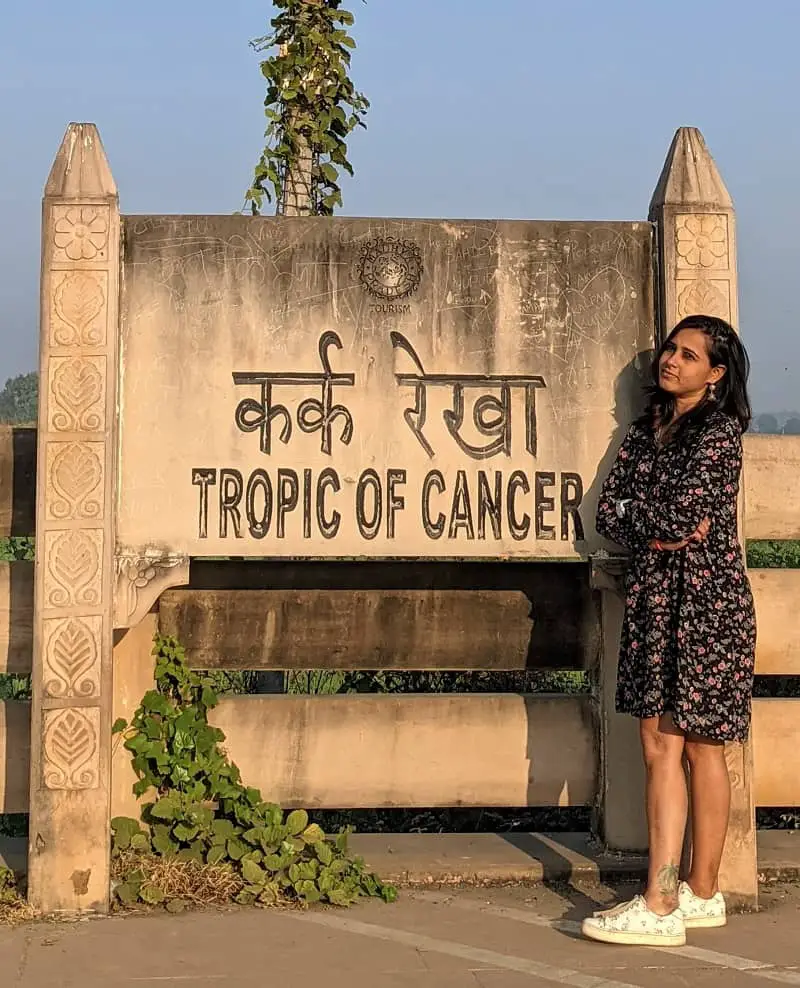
[582,314,756,948]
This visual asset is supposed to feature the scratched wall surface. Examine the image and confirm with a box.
[118,216,653,559]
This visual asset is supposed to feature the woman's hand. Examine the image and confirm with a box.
[649,516,711,552]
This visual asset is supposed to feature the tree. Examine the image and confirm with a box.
[0,372,38,424]
[756,413,779,434]
[245,0,369,216]
[783,417,800,435]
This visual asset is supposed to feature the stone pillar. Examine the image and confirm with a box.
[650,127,757,908]
[591,556,647,852]
[111,615,157,823]
[28,124,120,913]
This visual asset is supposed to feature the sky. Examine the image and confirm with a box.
[1,0,798,413]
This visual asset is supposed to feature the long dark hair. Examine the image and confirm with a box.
[639,314,752,440]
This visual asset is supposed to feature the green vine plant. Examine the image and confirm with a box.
[244,0,369,216]
[111,635,396,911]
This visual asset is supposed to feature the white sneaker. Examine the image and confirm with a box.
[582,895,686,946]
[679,881,727,929]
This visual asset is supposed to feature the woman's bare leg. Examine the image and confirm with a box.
[640,714,688,914]
[684,735,730,898]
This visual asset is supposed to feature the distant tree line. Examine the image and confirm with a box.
[0,372,37,424]
[752,412,800,435]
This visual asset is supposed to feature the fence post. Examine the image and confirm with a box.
[649,127,757,908]
[28,124,120,913]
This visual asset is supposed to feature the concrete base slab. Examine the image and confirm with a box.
[3,830,800,890]
[351,831,800,887]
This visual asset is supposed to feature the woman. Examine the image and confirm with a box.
[582,314,755,948]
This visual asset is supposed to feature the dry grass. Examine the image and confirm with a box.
[112,852,245,910]
[0,899,37,925]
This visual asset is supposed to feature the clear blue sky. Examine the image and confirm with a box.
[1,0,798,412]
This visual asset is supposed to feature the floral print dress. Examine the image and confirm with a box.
[596,409,755,742]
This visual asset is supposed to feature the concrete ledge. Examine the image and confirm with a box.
[351,831,800,887]
[351,832,647,885]
[3,830,800,889]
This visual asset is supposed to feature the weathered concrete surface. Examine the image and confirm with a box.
[591,557,648,854]
[2,879,800,988]
[753,701,800,807]
[184,558,602,671]
[0,701,30,814]
[0,562,33,675]
[4,694,798,818]
[110,614,157,824]
[751,569,800,675]
[743,434,800,541]
[118,216,654,561]
[28,122,120,914]
[207,693,597,809]
[159,588,536,670]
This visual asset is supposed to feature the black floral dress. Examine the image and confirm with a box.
[596,409,756,742]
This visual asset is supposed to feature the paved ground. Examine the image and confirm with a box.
[2,879,799,987]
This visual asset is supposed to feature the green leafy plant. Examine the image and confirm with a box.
[747,540,800,569]
[0,868,21,905]
[245,0,369,215]
[111,635,396,910]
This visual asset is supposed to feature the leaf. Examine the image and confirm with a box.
[140,884,166,905]
[212,819,237,840]
[241,859,267,886]
[115,882,140,907]
[166,898,187,913]
[258,882,281,905]
[381,884,399,904]
[152,829,178,857]
[173,729,193,752]
[141,691,170,716]
[227,839,247,861]
[296,880,321,903]
[206,845,227,866]
[112,718,127,735]
[316,842,333,866]
[130,833,151,853]
[111,817,141,850]
[173,823,199,842]
[150,796,179,821]
[242,827,265,846]
[302,823,325,845]
[328,888,356,907]
[285,810,308,836]
[262,854,284,872]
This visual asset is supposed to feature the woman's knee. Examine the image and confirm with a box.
[640,714,685,769]
[684,734,725,770]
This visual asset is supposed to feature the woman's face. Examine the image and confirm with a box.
[658,327,725,398]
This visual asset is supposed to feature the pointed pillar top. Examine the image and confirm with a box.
[649,127,732,215]
[45,122,117,200]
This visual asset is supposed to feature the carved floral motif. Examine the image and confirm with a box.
[676,215,728,269]
[53,206,109,262]
[47,442,104,521]
[51,271,106,348]
[49,357,105,432]
[677,280,729,320]
[42,616,101,698]
[42,707,100,790]
[43,529,103,608]
[114,555,189,627]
